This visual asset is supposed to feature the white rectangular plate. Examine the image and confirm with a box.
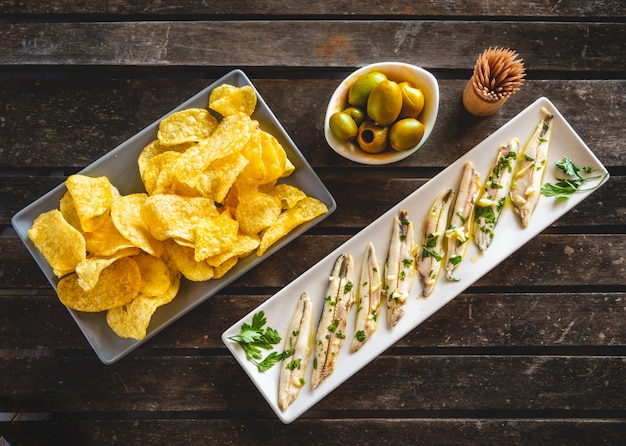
[12,69,336,365]
[222,97,609,424]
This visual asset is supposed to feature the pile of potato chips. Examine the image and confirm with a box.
[28,84,328,340]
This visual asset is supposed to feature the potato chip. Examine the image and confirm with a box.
[132,252,171,296]
[179,151,249,203]
[163,239,214,281]
[111,193,164,257]
[157,108,218,146]
[139,140,192,194]
[106,295,161,340]
[212,256,239,279]
[83,214,136,257]
[29,208,86,277]
[259,131,295,186]
[209,84,257,117]
[59,192,81,230]
[269,183,307,210]
[75,256,118,291]
[205,233,260,267]
[235,189,281,235]
[257,197,328,256]
[66,174,114,232]
[239,130,265,183]
[173,113,256,190]
[57,257,141,312]
[141,194,218,245]
[106,256,180,340]
[194,210,239,262]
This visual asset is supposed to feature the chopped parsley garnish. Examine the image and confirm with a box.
[228,311,289,372]
[540,156,607,199]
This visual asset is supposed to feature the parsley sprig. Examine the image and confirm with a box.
[540,156,607,199]
[228,311,290,372]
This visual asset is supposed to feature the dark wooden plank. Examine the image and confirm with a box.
[2,291,625,351]
[0,22,623,71]
[1,0,625,17]
[1,418,626,446]
[2,234,625,290]
[0,355,624,413]
[1,80,624,170]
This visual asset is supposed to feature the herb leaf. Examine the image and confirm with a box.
[541,156,607,200]
[228,311,287,372]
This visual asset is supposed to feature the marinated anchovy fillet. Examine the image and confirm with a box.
[474,138,520,251]
[510,107,554,227]
[311,254,355,389]
[417,189,454,297]
[385,210,416,327]
[278,292,314,411]
[445,162,481,281]
[350,243,382,352]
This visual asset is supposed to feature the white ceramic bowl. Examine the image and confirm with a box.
[324,62,439,165]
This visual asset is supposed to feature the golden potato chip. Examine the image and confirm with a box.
[239,130,265,183]
[111,193,164,257]
[269,183,307,210]
[209,84,257,117]
[157,108,218,146]
[257,197,328,256]
[83,214,136,257]
[106,256,180,340]
[186,152,249,203]
[59,191,81,230]
[194,210,239,262]
[141,194,218,245]
[235,190,281,235]
[259,131,294,186]
[212,256,239,279]
[28,209,86,277]
[173,113,256,190]
[132,252,171,296]
[57,257,141,312]
[75,256,118,291]
[66,175,114,232]
[139,140,192,194]
[205,233,260,267]
[163,239,214,281]
[106,295,161,340]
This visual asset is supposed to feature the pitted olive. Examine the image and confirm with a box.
[348,71,387,107]
[389,118,425,151]
[357,120,388,154]
[398,82,425,119]
[329,111,358,142]
[367,80,402,126]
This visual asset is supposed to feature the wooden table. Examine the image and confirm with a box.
[1,2,625,444]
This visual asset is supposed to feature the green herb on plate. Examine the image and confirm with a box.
[540,156,608,199]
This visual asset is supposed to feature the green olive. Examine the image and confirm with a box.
[357,120,388,154]
[398,82,425,119]
[348,71,387,107]
[343,106,365,125]
[329,111,358,142]
[367,80,402,126]
[389,118,425,151]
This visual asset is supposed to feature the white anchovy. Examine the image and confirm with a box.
[474,137,520,251]
[350,243,382,352]
[311,253,355,389]
[278,292,314,411]
[417,189,454,297]
[385,210,416,327]
[445,161,481,281]
[510,107,554,227]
